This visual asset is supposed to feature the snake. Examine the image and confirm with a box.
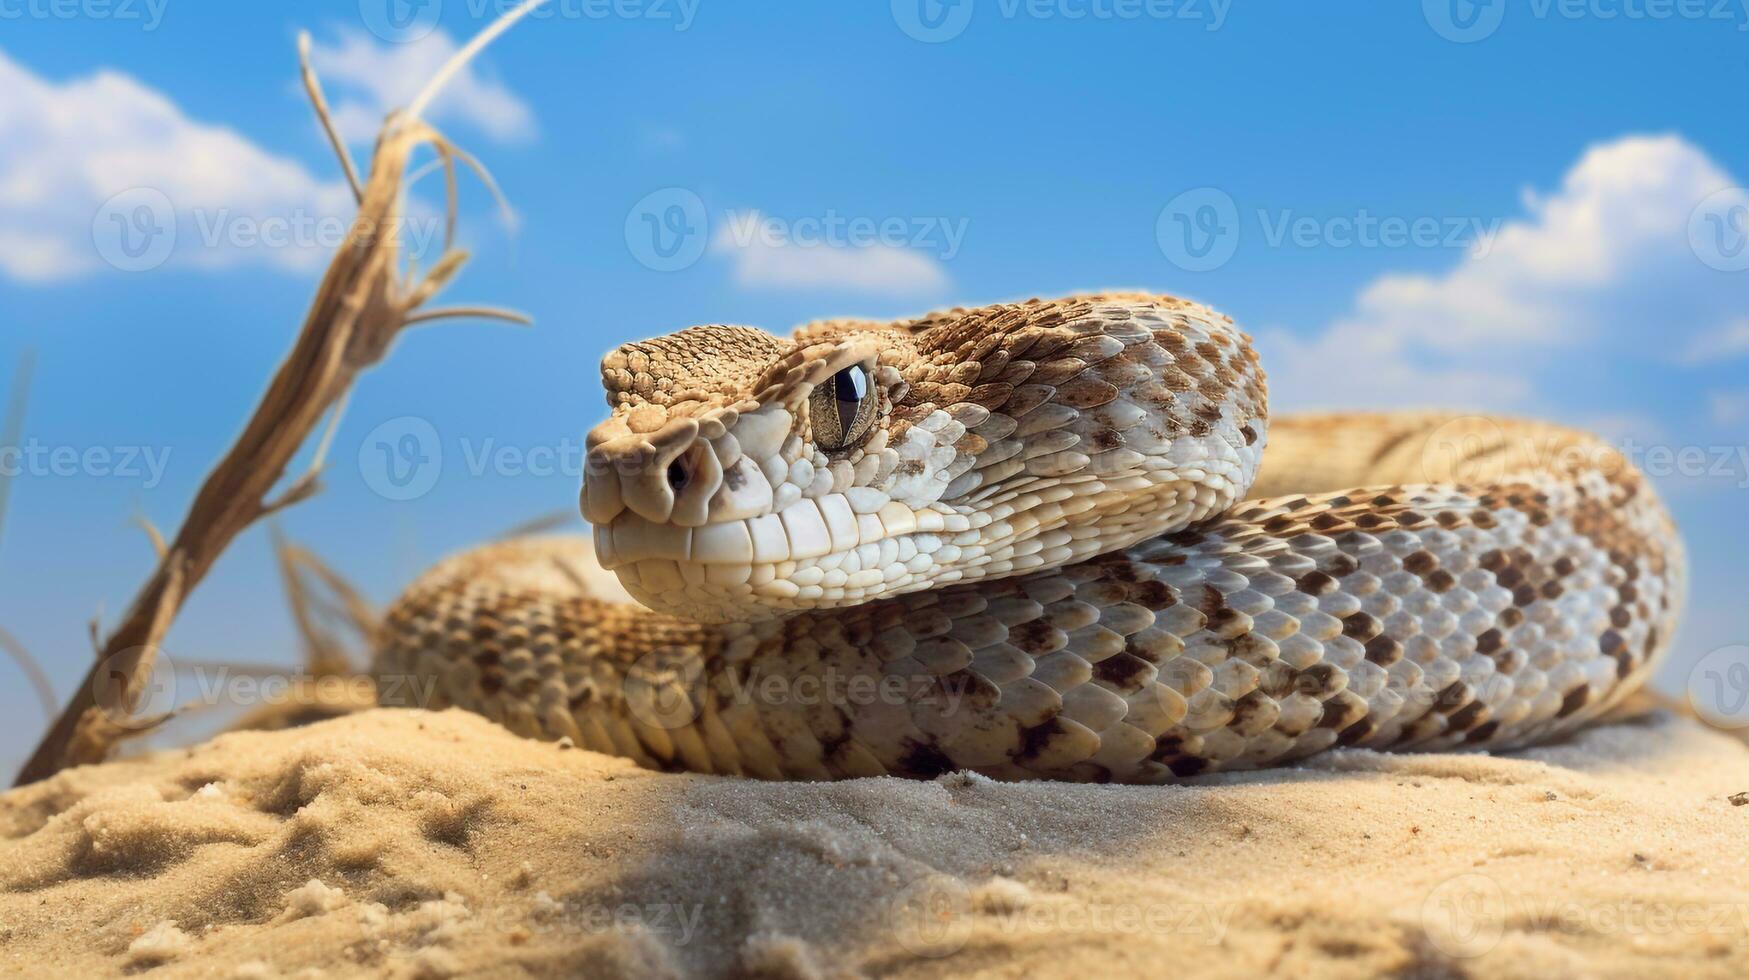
[374,293,1685,783]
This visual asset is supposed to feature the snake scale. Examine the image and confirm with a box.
[374,294,1685,783]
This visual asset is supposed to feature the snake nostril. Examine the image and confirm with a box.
[667,457,689,492]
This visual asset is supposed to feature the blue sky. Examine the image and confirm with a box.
[1,1,1746,773]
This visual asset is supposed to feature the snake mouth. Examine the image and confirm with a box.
[593,491,970,615]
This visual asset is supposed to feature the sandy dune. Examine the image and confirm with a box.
[2,705,1747,978]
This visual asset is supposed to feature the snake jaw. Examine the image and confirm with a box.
[581,338,933,623]
[580,294,1270,624]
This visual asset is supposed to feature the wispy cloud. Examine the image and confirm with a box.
[303,28,535,146]
[1263,135,1746,414]
[0,47,351,283]
[709,209,951,294]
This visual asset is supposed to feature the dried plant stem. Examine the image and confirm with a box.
[298,32,362,205]
[273,527,378,678]
[404,305,533,327]
[404,0,551,125]
[12,14,533,786]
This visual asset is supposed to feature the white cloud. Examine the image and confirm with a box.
[303,29,535,146]
[1263,135,1745,414]
[710,209,951,294]
[0,47,353,282]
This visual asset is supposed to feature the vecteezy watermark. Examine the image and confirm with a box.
[1689,186,1749,272]
[1421,873,1506,957]
[1156,188,1240,273]
[359,417,444,502]
[1424,0,1749,42]
[90,646,181,731]
[96,647,428,727]
[889,876,975,957]
[91,189,449,274]
[0,439,172,489]
[188,667,414,716]
[1422,872,1749,958]
[475,0,699,28]
[622,187,972,273]
[1255,209,1499,251]
[1688,645,1749,729]
[522,896,708,944]
[887,876,1234,958]
[1421,0,1508,42]
[891,0,977,42]
[1157,187,1501,272]
[891,0,1230,42]
[717,210,969,261]
[1618,439,1749,487]
[1417,415,1749,490]
[622,651,976,731]
[93,188,177,273]
[357,418,616,500]
[625,188,711,272]
[359,0,700,42]
[0,0,168,29]
[359,0,442,42]
[188,209,447,257]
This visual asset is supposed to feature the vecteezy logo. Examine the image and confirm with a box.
[358,416,442,501]
[892,0,975,42]
[92,188,176,272]
[1420,414,1510,486]
[1423,0,1505,43]
[624,188,709,272]
[623,650,706,730]
[1420,873,1506,958]
[90,646,179,731]
[888,875,973,957]
[1689,645,1749,729]
[1156,187,1239,272]
[1689,187,1749,273]
[359,0,442,43]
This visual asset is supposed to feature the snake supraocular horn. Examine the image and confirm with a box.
[376,293,1684,784]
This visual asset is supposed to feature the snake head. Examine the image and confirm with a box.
[579,294,1269,623]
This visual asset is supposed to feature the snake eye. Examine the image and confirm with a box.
[809,364,877,452]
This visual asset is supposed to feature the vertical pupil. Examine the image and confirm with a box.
[835,366,866,416]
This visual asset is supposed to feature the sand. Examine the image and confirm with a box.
[2,705,1748,979]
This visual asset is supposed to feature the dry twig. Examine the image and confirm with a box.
[131,512,169,561]
[273,526,379,678]
[12,4,546,785]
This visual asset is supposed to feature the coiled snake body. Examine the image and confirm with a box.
[376,294,1685,783]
